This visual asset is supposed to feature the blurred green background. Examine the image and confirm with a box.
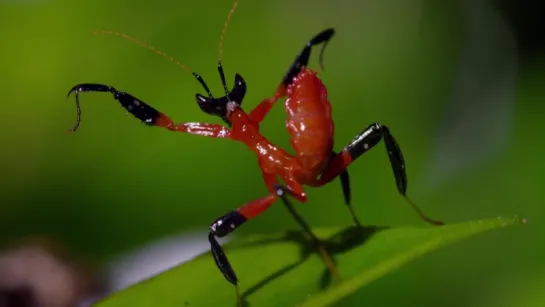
[0,0,543,306]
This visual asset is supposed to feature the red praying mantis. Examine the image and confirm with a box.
[66,0,444,294]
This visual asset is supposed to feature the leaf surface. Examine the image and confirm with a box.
[93,215,524,307]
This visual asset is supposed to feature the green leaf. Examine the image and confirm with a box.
[93,215,525,307]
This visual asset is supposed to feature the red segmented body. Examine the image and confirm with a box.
[285,69,334,177]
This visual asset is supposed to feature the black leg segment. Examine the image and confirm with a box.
[331,151,352,205]
[273,184,340,280]
[273,185,321,245]
[208,210,248,285]
[330,151,360,226]
[346,123,407,196]
[281,28,335,86]
[344,123,444,226]
[66,83,162,132]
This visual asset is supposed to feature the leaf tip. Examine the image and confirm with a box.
[507,214,528,226]
[494,215,528,227]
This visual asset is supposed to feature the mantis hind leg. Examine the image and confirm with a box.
[249,28,335,124]
[317,123,445,227]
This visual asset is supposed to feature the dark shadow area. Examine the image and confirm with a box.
[0,286,36,307]
[494,0,545,61]
[316,226,387,290]
[239,259,306,305]
[239,225,388,307]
